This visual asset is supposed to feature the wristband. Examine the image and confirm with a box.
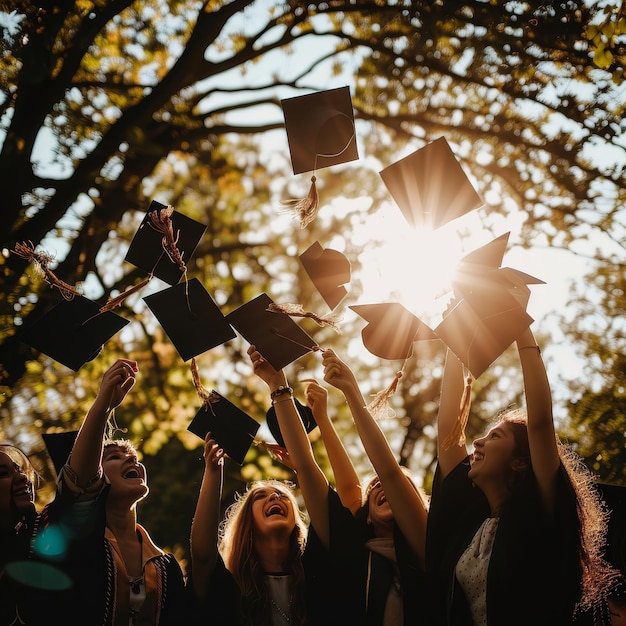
[519,345,541,355]
[270,385,293,401]
[272,394,294,405]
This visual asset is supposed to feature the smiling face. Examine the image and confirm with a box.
[468,421,518,487]
[364,477,394,533]
[250,484,297,538]
[0,449,36,520]
[102,442,148,504]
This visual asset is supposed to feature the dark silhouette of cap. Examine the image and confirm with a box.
[379,136,483,230]
[187,391,260,466]
[226,293,318,371]
[434,289,534,379]
[142,278,236,362]
[299,241,351,310]
[42,430,78,476]
[19,295,129,371]
[281,86,359,175]
[266,398,317,448]
[349,302,439,361]
[125,200,207,285]
[597,483,626,575]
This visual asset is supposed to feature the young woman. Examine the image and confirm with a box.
[427,327,621,625]
[248,344,429,626]
[35,358,188,626]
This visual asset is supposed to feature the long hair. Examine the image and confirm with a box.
[219,479,308,626]
[498,409,622,618]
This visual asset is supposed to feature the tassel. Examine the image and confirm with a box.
[266,302,342,332]
[147,206,188,276]
[12,241,82,300]
[190,358,217,411]
[100,276,152,312]
[366,369,403,420]
[280,175,318,229]
[442,372,473,450]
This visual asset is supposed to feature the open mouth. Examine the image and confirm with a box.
[123,467,142,480]
[266,502,286,517]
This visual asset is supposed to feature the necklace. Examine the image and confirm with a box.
[271,598,291,623]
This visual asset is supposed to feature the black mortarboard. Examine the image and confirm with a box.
[349,302,439,361]
[19,296,129,371]
[434,290,534,379]
[187,391,260,466]
[379,136,484,230]
[125,200,207,285]
[42,430,78,476]
[142,278,236,362]
[226,293,318,371]
[299,241,351,310]
[266,398,317,448]
[281,86,359,175]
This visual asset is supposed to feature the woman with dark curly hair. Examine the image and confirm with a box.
[427,326,622,626]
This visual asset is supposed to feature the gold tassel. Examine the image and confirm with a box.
[266,302,342,332]
[280,175,318,229]
[190,358,217,411]
[442,372,473,450]
[366,369,403,420]
[147,206,188,276]
[99,276,152,312]
[11,241,82,300]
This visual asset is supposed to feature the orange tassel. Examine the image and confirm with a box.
[280,175,318,228]
[147,206,188,275]
[12,241,81,300]
[366,370,403,420]
[442,372,473,450]
[100,276,152,312]
[190,358,217,411]
[266,302,342,332]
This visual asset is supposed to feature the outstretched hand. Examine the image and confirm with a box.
[321,349,357,393]
[247,345,286,389]
[301,378,329,422]
[203,433,225,472]
[96,358,138,411]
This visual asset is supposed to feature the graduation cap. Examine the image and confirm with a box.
[142,278,236,362]
[266,398,317,448]
[349,302,439,361]
[226,293,319,371]
[281,86,359,175]
[434,290,534,379]
[19,295,129,371]
[125,201,207,285]
[299,241,351,310]
[187,391,260,466]
[42,431,78,477]
[379,136,484,230]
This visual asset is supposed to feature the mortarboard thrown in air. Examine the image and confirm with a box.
[142,278,236,362]
[187,391,260,466]
[19,295,130,372]
[349,302,438,361]
[42,430,78,477]
[226,293,319,371]
[125,200,207,285]
[299,241,351,310]
[280,86,359,228]
[379,136,484,230]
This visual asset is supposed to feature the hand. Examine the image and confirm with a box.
[321,349,357,393]
[203,433,225,472]
[247,345,287,389]
[300,378,329,422]
[263,442,294,470]
[96,358,138,410]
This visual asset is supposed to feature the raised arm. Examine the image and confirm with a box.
[321,349,428,567]
[190,433,224,601]
[516,327,560,513]
[247,345,331,547]
[69,358,137,487]
[301,378,362,515]
[436,349,468,479]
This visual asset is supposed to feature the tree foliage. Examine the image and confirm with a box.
[1,0,625,561]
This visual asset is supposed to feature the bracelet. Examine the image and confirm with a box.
[270,385,293,401]
[519,345,541,355]
[272,394,294,405]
